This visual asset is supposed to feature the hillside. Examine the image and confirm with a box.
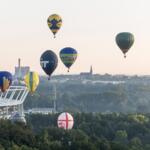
[24,75,150,113]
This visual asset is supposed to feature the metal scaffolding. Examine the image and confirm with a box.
[0,86,29,122]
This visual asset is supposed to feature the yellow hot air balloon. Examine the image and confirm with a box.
[47,14,62,38]
[24,72,39,93]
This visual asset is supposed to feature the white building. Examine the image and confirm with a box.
[25,108,56,114]
[14,58,30,83]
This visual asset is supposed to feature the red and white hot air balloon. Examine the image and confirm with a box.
[57,112,74,130]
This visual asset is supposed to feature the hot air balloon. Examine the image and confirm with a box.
[57,112,74,130]
[60,47,77,72]
[24,72,39,93]
[0,71,12,92]
[115,32,134,58]
[47,14,62,38]
[40,50,58,80]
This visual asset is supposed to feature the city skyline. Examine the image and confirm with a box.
[0,0,150,75]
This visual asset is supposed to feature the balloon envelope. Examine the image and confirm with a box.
[116,32,134,58]
[60,47,77,71]
[24,72,39,93]
[57,112,74,130]
[47,14,62,38]
[40,50,58,78]
[0,71,12,92]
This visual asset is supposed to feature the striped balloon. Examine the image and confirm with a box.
[59,47,77,72]
[24,72,39,93]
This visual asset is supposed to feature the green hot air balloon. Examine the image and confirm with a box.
[116,32,134,58]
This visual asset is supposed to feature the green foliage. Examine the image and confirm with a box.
[128,114,149,124]
[114,130,128,143]
[1,113,150,149]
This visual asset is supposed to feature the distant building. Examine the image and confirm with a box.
[25,108,56,114]
[80,66,93,77]
[14,58,30,81]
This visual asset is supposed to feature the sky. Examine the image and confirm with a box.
[0,0,150,75]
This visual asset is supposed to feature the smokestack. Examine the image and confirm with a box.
[18,58,21,68]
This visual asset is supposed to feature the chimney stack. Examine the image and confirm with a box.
[18,58,21,68]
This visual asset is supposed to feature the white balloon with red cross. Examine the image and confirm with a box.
[57,112,74,130]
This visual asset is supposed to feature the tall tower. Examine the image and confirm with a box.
[15,58,30,80]
[18,58,21,68]
[90,66,93,75]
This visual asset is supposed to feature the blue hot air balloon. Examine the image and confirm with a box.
[40,50,58,80]
[0,71,12,92]
[59,47,77,72]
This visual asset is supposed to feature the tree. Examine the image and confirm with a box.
[114,130,128,144]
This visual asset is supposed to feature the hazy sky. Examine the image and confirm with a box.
[0,0,150,75]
